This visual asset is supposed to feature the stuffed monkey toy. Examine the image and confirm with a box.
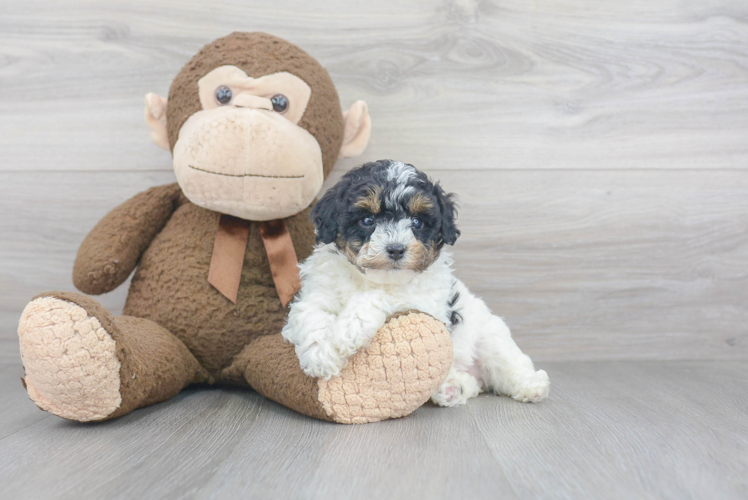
[17,32,452,424]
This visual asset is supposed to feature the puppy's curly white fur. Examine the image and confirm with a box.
[282,160,550,406]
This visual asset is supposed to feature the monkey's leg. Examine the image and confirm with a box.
[225,312,453,424]
[18,291,209,422]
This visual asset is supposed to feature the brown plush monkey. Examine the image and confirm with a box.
[17,33,452,424]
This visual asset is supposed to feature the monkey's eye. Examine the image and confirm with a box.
[411,217,424,230]
[271,94,289,113]
[215,86,233,105]
[360,216,376,228]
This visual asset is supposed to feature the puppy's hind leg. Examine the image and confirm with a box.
[478,316,550,403]
[431,366,483,407]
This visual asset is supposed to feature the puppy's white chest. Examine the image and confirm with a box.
[368,279,452,325]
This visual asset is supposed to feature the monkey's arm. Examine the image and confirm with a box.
[73,183,182,295]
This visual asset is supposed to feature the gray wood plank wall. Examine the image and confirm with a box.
[1,0,746,361]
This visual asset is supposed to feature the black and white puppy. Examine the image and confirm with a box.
[282,160,550,406]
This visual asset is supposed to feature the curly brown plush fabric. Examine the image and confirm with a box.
[73,184,183,295]
[121,185,316,378]
[241,334,334,421]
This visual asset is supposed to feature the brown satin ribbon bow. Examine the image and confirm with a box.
[207,214,301,307]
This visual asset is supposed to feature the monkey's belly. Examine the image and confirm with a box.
[123,202,310,379]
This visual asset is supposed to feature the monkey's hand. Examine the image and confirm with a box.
[73,183,182,295]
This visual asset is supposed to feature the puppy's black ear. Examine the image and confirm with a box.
[434,182,460,245]
[311,184,341,244]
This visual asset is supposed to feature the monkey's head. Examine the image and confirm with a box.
[144,32,371,221]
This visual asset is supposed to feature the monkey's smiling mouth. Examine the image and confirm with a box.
[188,164,304,179]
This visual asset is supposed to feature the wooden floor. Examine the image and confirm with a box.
[1,0,747,498]
[1,351,746,499]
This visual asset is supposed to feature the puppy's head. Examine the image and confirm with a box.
[311,160,459,281]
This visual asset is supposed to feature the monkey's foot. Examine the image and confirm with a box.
[243,311,454,424]
[18,295,122,422]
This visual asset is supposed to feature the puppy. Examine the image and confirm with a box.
[282,160,550,406]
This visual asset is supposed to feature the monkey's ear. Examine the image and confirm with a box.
[310,187,340,244]
[339,101,371,159]
[144,93,170,150]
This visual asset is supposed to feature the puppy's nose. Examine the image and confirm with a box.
[386,244,406,261]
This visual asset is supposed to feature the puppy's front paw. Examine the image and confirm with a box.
[334,314,385,357]
[431,369,482,407]
[296,342,347,380]
[511,369,550,403]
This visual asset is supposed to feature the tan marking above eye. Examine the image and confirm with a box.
[354,186,382,214]
[408,192,434,215]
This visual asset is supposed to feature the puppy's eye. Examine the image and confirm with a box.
[411,217,424,230]
[271,94,289,113]
[215,86,233,105]
[360,216,376,228]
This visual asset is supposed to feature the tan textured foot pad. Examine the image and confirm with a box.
[318,312,453,424]
[18,297,122,422]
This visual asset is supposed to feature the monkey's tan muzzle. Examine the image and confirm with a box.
[173,107,324,221]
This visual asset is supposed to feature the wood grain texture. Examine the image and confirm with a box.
[1,357,746,499]
[0,0,746,172]
[2,169,746,361]
[1,0,746,361]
